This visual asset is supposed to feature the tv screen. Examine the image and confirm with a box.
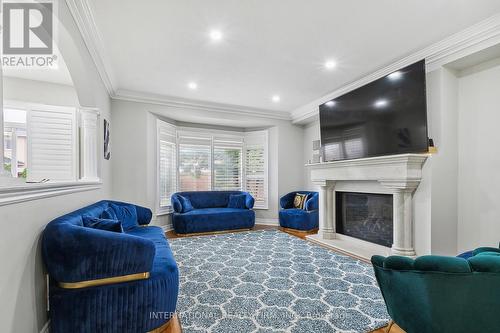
[319,60,428,162]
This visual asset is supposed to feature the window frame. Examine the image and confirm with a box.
[0,100,102,206]
[155,123,269,214]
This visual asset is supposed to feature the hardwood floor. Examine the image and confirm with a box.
[166,225,401,333]
[165,224,317,240]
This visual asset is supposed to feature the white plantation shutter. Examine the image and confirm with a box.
[27,106,77,182]
[178,134,211,191]
[244,130,268,209]
[158,120,177,209]
[213,136,243,190]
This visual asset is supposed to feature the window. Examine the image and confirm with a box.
[178,135,211,191]
[157,121,177,210]
[213,137,243,191]
[155,125,269,212]
[244,130,268,209]
[1,102,99,185]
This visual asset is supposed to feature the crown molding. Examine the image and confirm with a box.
[291,12,500,124]
[65,0,116,95]
[113,89,292,121]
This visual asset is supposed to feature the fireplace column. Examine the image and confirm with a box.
[380,181,420,257]
[314,180,336,240]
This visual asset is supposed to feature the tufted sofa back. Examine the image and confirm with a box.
[372,251,500,333]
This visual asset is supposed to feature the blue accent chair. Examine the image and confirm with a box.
[42,200,179,333]
[372,246,500,333]
[171,191,255,234]
[279,191,319,231]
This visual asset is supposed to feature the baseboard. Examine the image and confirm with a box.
[255,218,279,226]
[40,320,50,333]
[161,224,173,232]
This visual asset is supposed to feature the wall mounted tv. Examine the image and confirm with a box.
[319,60,428,162]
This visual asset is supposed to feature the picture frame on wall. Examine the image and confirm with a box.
[104,119,111,160]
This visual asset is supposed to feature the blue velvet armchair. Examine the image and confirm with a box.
[279,191,319,231]
[42,200,179,333]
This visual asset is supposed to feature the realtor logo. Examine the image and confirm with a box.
[3,1,53,54]
[1,0,57,67]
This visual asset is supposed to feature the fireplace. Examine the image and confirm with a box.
[336,192,393,247]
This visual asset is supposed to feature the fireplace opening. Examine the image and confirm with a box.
[336,192,393,247]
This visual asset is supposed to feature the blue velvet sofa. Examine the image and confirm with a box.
[171,191,255,234]
[279,191,319,231]
[42,200,179,333]
[372,247,500,333]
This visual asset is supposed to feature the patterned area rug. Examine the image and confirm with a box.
[169,230,389,333]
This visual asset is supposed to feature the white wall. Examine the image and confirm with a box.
[111,99,304,228]
[3,77,79,107]
[457,60,500,252]
[0,2,112,332]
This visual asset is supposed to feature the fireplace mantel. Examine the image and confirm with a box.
[306,153,428,258]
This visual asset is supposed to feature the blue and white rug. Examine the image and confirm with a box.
[169,230,389,333]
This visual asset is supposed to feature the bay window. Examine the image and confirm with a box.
[156,120,268,213]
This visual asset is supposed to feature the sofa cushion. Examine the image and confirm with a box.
[100,207,118,220]
[173,208,255,234]
[227,194,247,209]
[82,216,123,233]
[126,226,178,277]
[178,195,194,213]
[110,203,138,231]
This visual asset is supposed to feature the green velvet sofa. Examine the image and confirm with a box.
[372,247,500,333]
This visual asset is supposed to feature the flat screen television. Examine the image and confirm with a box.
[319,60,428,162]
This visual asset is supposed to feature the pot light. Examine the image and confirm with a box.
[325,101,336,107]
[324,60,337,70]
[188,82,198,90]
[374,99,389,108]
[272,95,280,103]
[209,29,223,41]
[387,71,403,81]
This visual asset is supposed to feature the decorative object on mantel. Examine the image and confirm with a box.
[305,153,428,259]
[104,119,111,160]
[312,139,321,163]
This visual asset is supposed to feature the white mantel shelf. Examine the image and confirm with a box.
[305,153,429,258]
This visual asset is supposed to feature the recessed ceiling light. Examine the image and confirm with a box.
[272,95,280,103]
[387,71,403,81]
[188,82,198,90]
[209,29,223,41]
[324,60,337,70]
[325,101,336,107]
[374,99,389,108]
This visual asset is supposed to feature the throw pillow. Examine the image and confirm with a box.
[109,203,139,231]
[227,194,247,209]
[101,207,118,220]
[178,195,194,213]
[293,193,309,209]
[82,216,123,233]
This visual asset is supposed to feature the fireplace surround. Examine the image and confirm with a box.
[306,153,428,259]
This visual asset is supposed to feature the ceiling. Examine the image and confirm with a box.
[87,0,500,114]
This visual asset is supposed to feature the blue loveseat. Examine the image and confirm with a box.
[279,191,319,231]
[42,200,179,333]
[171,191,255,234]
